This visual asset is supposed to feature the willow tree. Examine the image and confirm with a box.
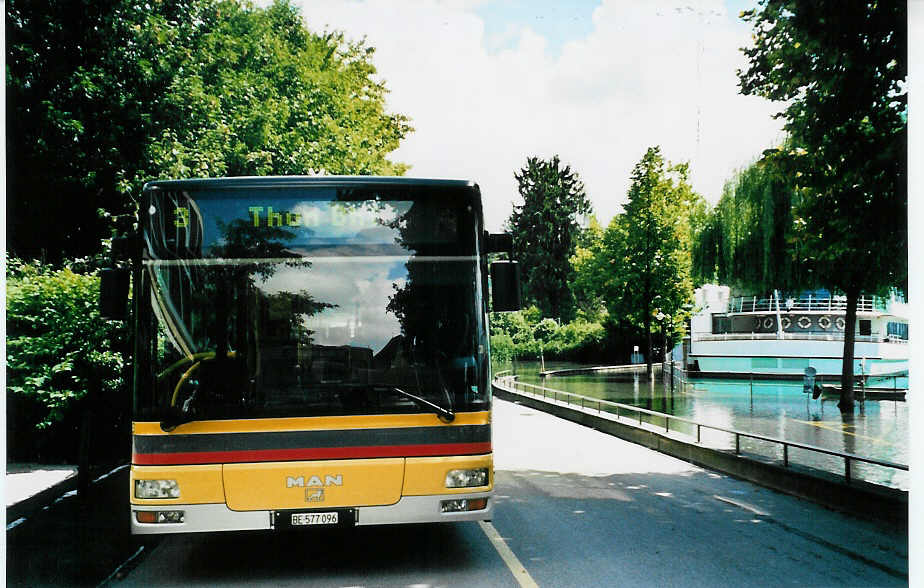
[738,0,907,410]
[692,158,806,293]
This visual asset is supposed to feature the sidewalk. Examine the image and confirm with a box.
[6,463,79,525]
[6,462,141,586]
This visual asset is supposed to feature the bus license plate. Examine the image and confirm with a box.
[291,512,338,526]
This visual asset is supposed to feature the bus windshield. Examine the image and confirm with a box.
[135,185,490,421]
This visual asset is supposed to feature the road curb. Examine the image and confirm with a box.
[6,474,79,525]
[6,462,129,526]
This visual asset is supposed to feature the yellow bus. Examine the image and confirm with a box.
[108,177,519,534]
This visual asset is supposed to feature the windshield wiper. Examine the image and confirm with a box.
[379,386,455,423]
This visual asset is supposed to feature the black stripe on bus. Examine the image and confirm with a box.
[133,424,490,455]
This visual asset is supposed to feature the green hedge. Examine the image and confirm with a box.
[6,260,127,462]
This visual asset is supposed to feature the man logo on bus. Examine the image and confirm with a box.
[286,474,343,488]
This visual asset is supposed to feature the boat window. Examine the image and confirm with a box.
[887,322,908,340]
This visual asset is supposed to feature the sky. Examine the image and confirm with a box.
[279,0,786,230]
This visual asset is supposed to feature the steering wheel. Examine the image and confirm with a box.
[166,350,239,407]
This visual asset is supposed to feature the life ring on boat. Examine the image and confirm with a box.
[753,317,762,330]
[763,317,775,330]
[818,316,831,330]
[780,316,791,329]
[797,316,812,329]
[835,317,846,330]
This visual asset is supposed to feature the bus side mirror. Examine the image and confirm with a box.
[100,267,130,320]
[490,261,521,312]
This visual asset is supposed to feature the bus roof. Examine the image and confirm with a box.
[143,176,479,192]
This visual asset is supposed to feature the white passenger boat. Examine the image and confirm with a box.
[687,285,908,388]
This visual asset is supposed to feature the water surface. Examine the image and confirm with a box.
[497,361,908,489]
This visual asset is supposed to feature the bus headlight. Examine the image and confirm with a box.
[135,479,180,499]
[445,468,489,488]
[441,498,488,512]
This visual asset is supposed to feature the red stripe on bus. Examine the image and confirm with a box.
[132,442,492,465]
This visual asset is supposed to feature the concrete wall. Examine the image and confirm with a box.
[493,382,907,528]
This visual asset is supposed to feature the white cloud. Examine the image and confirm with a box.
[262,258,408,353]
[287,0,784,229]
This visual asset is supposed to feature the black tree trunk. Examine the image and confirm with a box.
[839,288,860,412]
[644,312,653,382]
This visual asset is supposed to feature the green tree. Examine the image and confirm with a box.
[692,158,805,292]
[738,0,907,410]
[142,0,411,182]
[600,147,699,380]
[508,155,591,322]
[569,216,607,321]
[6,0,156,261]
[6,0,411,261]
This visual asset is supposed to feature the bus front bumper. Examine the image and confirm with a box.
[131,491,494,534]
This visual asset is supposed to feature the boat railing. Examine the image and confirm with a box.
[494,375,908,488]
[727,294,888,314]
[692,333,900,344]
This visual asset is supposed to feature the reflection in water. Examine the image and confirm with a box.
[841,410,857,456]
[503,361,908,489]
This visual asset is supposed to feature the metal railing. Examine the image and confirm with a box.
[494,376,908,488]
[692,332,902,344]
[728,294,888,314]
[674,369,907,395]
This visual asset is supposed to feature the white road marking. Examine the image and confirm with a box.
[6,517,27,531]
[478,520,539,588]
[93,463,129,484]
[713,495,770,517]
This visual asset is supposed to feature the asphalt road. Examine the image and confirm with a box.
[115,399,908,587]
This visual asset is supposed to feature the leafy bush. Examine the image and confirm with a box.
[489,306,539,345]
[489,306,609,363]
[489,333,516,363]
[532,318,560,343]
[6,260,126,461]
[555,320,606,351]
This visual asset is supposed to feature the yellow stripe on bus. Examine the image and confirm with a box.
[133,411,491,435]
